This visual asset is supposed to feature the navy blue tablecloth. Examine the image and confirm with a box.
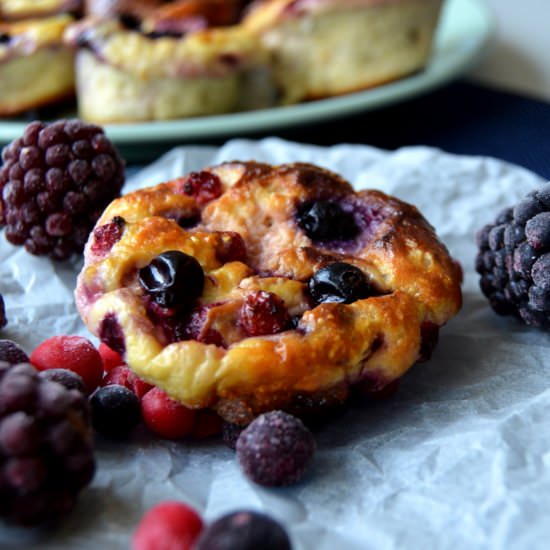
[267,80,550,181]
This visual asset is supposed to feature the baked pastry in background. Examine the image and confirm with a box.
[0,0,81,21]
[75,161,462,424]
[243,0,443,103]
[65,3,272,123]
[0,14,76,116]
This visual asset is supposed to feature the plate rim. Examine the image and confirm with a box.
[0,0,494,145]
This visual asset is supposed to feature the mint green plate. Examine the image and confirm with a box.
[0,0,493,160]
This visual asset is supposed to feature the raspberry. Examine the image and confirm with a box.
[98,342,125,372]
[475,182,550,328]
[90,385,141,438]
[30,335,103,394]
[132,501,203,550]
[102,366,153,399]
[141,387,196,440]
[0,362,95,525]
[195,510,291,550]
[235,410,316,486]
[0,339,29,365]
[0,119,125,260]
[239,291,291,337]
[90,215,126,256]
[179,171,223,206]
[215,232,247,264]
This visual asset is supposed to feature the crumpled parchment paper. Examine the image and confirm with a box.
[1,138,549,550]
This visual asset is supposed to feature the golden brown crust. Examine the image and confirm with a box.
[0,15,75,115]
[75,161,462,424]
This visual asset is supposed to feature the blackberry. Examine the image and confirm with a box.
[236,410,315,487]
[0,362,95,525]
[0,292,6,329]
[195,510,292,550]
[0,119,125,260]
[0,339,29,364]
[475,182,550,328]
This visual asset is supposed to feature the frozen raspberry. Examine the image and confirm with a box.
[30,335,103,394]
[179,171,223,206]
[132,501,203,550]
[236,410,316,486]
[141,387,196,439]
[90,385,141,438]
[98,342,125,372]
[0,339,29,365]
[0,363,95,525]
[90,215,126,256]
[195,510,291,550]
[102,365,153,399]
[0,293,6,329]
[0,119,125,260]
[475,182,550,328]
[239,291,291,337]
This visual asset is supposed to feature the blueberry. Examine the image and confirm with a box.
[236,410,315,487]
[308,262,373,305]
[139,250,204,308]
[195,510,291,550]
[90,385,140,438]
[296,200,358,241]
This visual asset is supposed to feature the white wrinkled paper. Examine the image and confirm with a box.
[1,138,549,550]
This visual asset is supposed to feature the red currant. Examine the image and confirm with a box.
[132,501,203,550]
[30,335,103,394]
[141,387,196,439]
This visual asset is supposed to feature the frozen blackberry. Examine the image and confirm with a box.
[0,362,95,526]
[0,293,6,329]
[0,339,28,365]
[195,510,291,550]
[0,119,125,260]
[475,182,550,328]
[235,410,315,487]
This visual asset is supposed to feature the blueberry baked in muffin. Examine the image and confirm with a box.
[243,0,443,103]
[75,162,462,425]
[0,14,76,115]
[65,1,271,123]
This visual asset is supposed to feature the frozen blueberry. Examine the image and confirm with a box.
[90,385,141,438]
[236,410,315,487]
[195,510,291,550]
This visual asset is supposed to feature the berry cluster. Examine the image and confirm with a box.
[476,182,550,328]
[0,361,95,526]
[133,502,291,550]
[0,119,125,260]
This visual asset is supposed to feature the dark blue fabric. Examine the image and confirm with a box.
[276,81,550,180]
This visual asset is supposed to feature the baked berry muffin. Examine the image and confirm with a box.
[75,162,462,424]
[65,2,272,123]
[0,15,76,116]
[0,0,81,21]
[243,0,443,103]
